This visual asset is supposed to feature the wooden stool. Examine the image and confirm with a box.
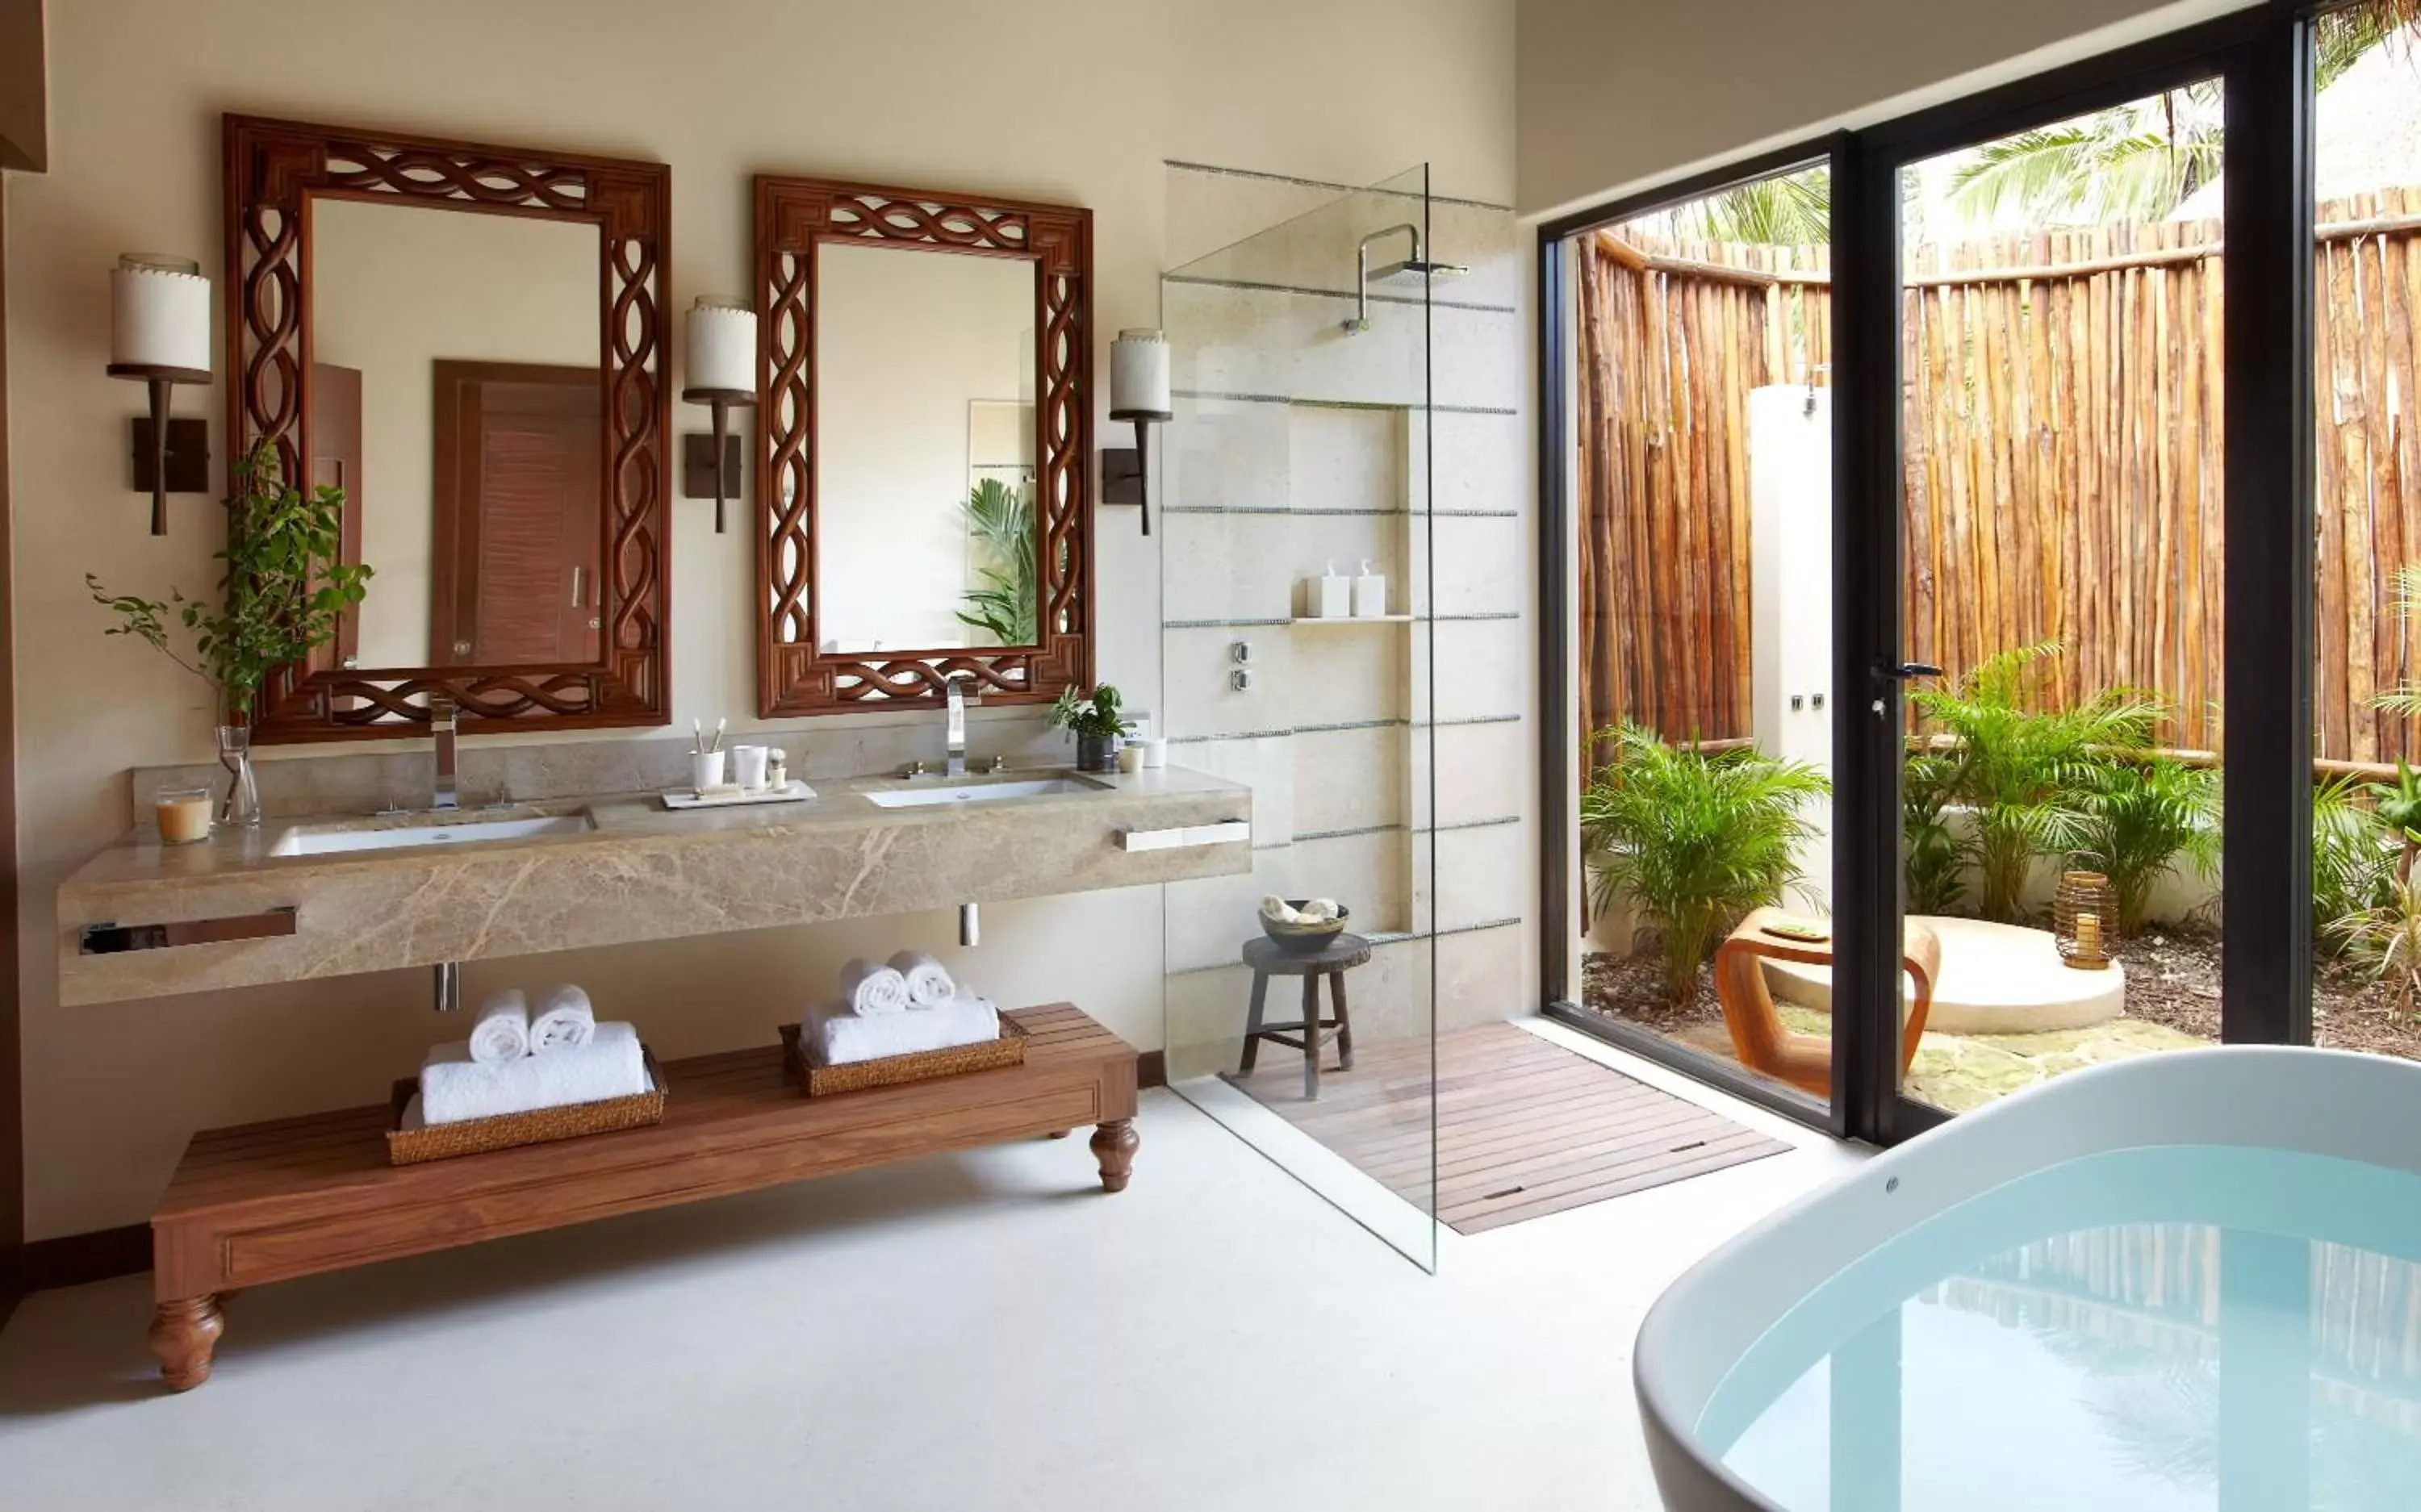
[1237,933,1370,1100]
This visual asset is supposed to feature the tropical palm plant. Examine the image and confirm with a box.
[1902,749,1972,916]
[1942,3,2409,232]
[2072,756,2222,937]
[1677,168,1831,246]
[2329,870,2421,1016]
[1581,724,1831,1006]
[2314,773,2397,950]
[2369,758,2421,883]
[955,477,1037,646]
[1909,642,2163,923]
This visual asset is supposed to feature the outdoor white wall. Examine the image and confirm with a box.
[1515,0,2251,217]
[2,0,1516,1239]
[311,200,600,666]
[1749,384,1834,913]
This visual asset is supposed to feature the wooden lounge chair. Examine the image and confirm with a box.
[1711,906,1942,1098]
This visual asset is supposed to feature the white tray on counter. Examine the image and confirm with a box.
[659,780,819,811]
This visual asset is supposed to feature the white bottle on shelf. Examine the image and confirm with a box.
[1353,559,1388,618]
[1314,561,1351,619]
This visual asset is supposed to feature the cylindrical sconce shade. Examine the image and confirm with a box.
[685,296,757,394]
[111,255,211,374]
[1109,328,1172,419]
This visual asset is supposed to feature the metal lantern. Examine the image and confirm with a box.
[2053,870,2118,971]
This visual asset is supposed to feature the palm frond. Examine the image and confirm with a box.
[1582,725,1830,1005]
[1678,169,1831,246]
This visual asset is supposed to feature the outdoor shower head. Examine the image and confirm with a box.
[1342,223,1466,333]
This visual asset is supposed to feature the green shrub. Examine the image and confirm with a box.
[1902,750,1970,916]
[2072,756,2222,937]
[1909,642,2160,922]
[1581,724,1830,1006]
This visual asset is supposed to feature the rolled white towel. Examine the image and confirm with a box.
[529,984,596,1053]
[419,1021,649,1126]
[467,989,530,1067]
[1261,896,1301,923]
[887,949,956,1009]
[839,956,911,1017]
[801,992,1000,1067]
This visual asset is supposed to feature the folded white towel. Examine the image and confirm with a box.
[467,989,530,1067]
[839,957,911,1017]
[887,949,956,1009]
[529,983,596,1053]
[419,1021,649,1126]
[801,992,1000,1067]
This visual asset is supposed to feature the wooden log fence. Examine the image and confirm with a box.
[1576,194,2421,777]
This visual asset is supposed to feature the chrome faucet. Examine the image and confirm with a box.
[431,694,459,810]
[943,671,979,777]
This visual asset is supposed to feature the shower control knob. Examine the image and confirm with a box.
[1231,640,1252,664]
[1231,668,1253,692]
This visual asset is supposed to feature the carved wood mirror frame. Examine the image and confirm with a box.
[225,115,672,742]
[754,174,1093,716]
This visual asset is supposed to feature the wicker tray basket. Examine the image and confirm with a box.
[385,1051,667,1166]
[778,1015,1027,1097]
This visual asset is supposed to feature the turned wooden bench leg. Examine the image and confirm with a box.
[1091,1118,1139,1192]
[149,1296,224,1393]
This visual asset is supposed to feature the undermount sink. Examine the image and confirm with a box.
[861,777,1102,810]
[268,812,595,857]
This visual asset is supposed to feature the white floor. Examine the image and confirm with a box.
[0,1031,1863,1512]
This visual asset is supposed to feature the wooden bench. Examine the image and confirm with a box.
[146,1004,1139,1390]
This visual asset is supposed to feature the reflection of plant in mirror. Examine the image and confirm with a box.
[87,441,372,721]
[956,478,1036,647]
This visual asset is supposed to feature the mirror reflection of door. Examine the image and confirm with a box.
[310,362,366,667]
[429,361,602,667]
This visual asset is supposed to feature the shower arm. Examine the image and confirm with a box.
[1348,223,1424,333]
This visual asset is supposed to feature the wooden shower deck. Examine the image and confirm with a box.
[1236,1021,1788,1234]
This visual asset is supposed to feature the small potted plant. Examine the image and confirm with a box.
[89,441,371,828]
[1052,683,1133,774]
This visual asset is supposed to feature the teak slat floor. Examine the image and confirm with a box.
[1236,1021,1788,1234]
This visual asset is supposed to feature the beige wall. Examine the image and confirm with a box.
[4,0,1514,1238]
[1515,0,2245,216]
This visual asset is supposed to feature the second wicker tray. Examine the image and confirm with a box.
[778,1014,1027,1096]
[385,1050,667,1166]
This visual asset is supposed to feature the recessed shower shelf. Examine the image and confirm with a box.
[1289,615,1415,626]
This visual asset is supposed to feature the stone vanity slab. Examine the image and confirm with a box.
[58,766,1252,1006]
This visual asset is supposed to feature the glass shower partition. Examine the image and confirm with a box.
[1159,167,1440,1270]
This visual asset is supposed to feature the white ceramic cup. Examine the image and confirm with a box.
[692,750,727,792]
[731,744,770,792]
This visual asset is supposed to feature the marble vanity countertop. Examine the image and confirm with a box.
[58,766,1252,1006]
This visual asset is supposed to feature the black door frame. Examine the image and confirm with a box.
[1538,2,2316,1146]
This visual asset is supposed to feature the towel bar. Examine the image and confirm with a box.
[78,906,298,954]
[1119,820,1250,853]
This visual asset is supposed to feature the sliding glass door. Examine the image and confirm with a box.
[1545,6,2323,1145]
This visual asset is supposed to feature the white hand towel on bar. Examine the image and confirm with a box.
[467,988,530,1067]
[838,957,911,1016]
[887,950,956,1008]
[801,993,1000,1067]
[529,984,596,1052]
[419,1021,649,1126]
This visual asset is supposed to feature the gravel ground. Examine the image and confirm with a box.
[1581,921,2421,1063]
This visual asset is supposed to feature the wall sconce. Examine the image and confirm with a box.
[1105,328,1171,536]
[107,253,213,536]
[680,295,757,533]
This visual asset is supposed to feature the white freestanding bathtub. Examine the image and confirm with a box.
[1634,1047,2421,1511]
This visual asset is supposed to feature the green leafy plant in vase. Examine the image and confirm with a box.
[88,441,371,828]
[1051,683,1132,774]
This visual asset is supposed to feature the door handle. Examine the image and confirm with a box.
[1877,662,1942,681]
[570,566,585,608]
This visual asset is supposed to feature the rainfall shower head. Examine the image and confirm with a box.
[1342,223,1466,333]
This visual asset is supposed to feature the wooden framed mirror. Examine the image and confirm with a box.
[755,175,1093,716]
[224,115,671,741]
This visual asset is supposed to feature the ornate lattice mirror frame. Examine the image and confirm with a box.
[754,174,1093,717]
[224,115,671,741]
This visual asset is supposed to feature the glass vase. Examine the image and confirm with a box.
[215,724,261,829]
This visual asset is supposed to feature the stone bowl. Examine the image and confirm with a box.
[1260,900,1350,952]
